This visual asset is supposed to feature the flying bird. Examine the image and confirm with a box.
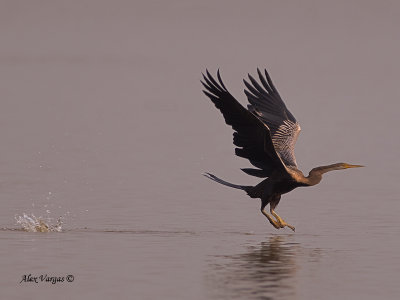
[201,69,363,231]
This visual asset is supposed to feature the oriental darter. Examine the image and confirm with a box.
[202,69,363,231]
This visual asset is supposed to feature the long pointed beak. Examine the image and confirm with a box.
[346,164,364,168]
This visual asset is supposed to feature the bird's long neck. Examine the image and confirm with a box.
[303,163,350,186]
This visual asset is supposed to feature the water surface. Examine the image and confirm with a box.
[1,1,400,299]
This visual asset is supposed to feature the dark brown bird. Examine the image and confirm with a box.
[202,69,363,231]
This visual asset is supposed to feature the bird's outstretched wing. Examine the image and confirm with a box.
[243,69,301,168]
[202,70,287,177]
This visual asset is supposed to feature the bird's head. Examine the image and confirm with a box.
[309,163,364,177]
[306,163,364,186]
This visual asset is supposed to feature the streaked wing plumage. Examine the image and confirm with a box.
[201,70,287,176]
[243,69,301,168]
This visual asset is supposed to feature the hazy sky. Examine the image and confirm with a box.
[0,0,399,222]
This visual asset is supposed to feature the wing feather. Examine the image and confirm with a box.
[244,69,301,168]
[202,70,287,176]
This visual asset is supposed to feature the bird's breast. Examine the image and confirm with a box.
[274,180,300,195]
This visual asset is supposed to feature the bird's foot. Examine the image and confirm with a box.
[270,209,295,232]
[267,216,295,231]
[268,217,281,229]
[278,221,295,232]
[261,209,296,231]
[261,210,281,229]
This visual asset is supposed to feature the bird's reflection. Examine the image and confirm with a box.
[207,235,300,300]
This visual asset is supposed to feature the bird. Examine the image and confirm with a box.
[201,69,363,231]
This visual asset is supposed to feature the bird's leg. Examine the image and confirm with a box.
[270,208,295,232]
[261,209,281,229]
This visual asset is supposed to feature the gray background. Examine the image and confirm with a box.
[1,1,399,299]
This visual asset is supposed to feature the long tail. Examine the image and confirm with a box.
[203,172,252,192]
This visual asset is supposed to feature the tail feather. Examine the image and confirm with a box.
[203,172,252,192]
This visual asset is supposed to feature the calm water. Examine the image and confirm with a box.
[1,1,400,299]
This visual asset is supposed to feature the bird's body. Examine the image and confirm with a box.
[202,69,363,231]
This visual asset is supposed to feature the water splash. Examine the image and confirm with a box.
[15,213,63,232]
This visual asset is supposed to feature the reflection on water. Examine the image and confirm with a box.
[207,235,300,300]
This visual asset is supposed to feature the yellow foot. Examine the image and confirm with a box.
[261,210,281,229]
[261,209,296,231]
[271,209,296,232]
[279,221,295,232]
